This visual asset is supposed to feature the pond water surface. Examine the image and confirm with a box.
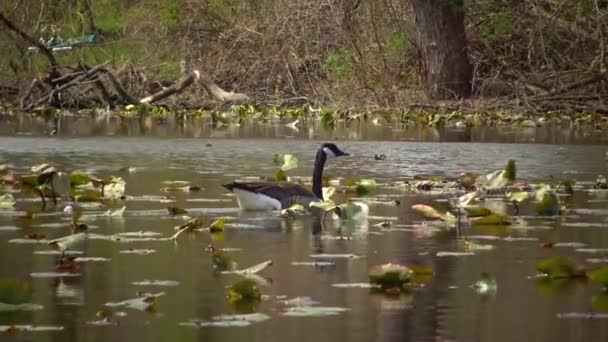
[1,117,608,342]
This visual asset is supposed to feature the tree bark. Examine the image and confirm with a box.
[412,0,472,99]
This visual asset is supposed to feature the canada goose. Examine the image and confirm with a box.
[222,143,349,211]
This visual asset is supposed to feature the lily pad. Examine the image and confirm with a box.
[368,263,413,289]
[227,279,261,303]
[587,266,608,288]
[472,213,511,226]
[536,257,586,279]
[0,193,16,209]
[273,154,299,172]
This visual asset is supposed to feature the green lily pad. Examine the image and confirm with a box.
[355,179,377,196]
[535,185,561,216]
[536,257,586,279]
[0,278,31,305]
[273,154,299,172]
[368,263,414,290]
[69,172,90,188]
[472,213,511,226]
[508,191,531,203]
[209,218,227,233]
[587,266,608,288]
[463,205,492,217]
[0,193,16,209]
[227,279,261,303]
[504,160,516,181]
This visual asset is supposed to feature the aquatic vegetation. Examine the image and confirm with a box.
[536,257,586,279]
[587,267,608,290]
[368,264,414,291]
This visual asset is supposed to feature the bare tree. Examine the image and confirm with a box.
[412,0,472,99]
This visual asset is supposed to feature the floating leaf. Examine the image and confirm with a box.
[368,263,414,290]
[309,199,337,212]
[463,205,492,217]
[0,278,31,305]
[535,185,561,215]
[411,204,442,220]
[508,191,531,203]
[355,179,377,196]
[536,257,586,279]
[587,266,608,288]
[322,186,336,201]
[227,279,261,303]
[69,172,90,188]
[209,218,227,233]
[0,302,44,312]
[104,177,126,199]
[211,252,237,272]
[281,204,306,218]
[472,213,511,226]
[274,169,287,182]
[0,193,16,209]
[504,160,516,181]
[273,154,299,172]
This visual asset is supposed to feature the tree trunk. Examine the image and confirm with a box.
[412,0,472,99]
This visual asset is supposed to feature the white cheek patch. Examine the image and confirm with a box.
[323,147,336,158]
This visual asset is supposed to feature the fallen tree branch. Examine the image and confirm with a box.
[198,71,249,103]
[139,70,200,104]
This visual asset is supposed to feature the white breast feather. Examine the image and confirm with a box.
[232,188,282,211]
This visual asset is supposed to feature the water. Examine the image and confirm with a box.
[1,119,608,342]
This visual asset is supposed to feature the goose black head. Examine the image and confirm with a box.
[321,143,349,159]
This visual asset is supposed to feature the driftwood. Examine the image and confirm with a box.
[198,72,249,103]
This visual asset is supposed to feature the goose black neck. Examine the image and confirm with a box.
[312,148,327,199]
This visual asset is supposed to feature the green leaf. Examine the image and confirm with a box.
[587,266,608,287]
[69,172,90,188]
[274,169,287,182]
[355,179,377,196]
[273,154,299,172]
[208,218,227,233]
[322,186,335,201]
[0,193,16,209]
[472,213,511,225]
[536,257,586,279]
[368,263,413,289]
[227,279,261,302]
[309,199,337,212]
[535,185,561,215]
[507,191,531,203]
[463,205,492,217]
[0,278,31,304]
[504,160,516,181]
